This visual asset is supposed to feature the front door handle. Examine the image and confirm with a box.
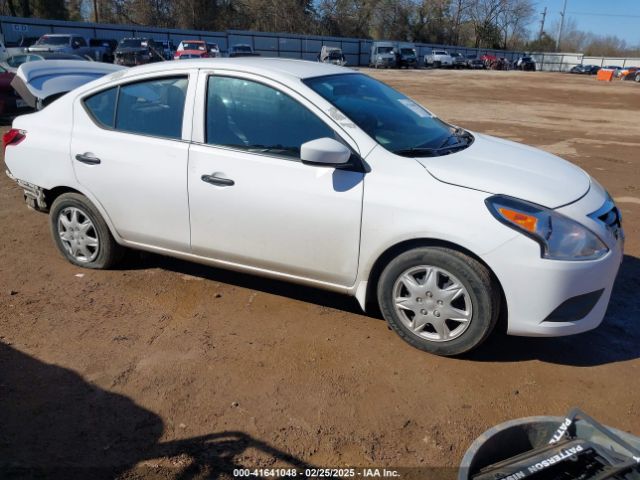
[75,153,101,165]
[201,174,235,187]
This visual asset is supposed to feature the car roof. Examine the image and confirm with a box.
[107,57,351,82]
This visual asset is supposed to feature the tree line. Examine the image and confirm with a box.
[0,0,637,56]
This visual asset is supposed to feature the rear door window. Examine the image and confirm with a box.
[116,77,187,139]
[82,76,188,139]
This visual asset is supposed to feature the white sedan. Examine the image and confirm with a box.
[3,58,624,356]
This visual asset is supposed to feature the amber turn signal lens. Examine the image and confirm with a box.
[498,208,538,232]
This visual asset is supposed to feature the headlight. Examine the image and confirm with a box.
[486,195,608,261]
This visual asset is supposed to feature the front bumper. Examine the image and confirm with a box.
[482,184,624,337]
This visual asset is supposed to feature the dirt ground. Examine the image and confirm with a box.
[1,70,639,479]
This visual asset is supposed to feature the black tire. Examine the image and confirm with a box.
[377,247,499,356]
[50,193,123,269]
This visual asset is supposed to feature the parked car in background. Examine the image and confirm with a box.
[89,38,118,62]
[228,44,259,57]
[318,46,346,66]
[174,40,209,59]
[207,43,221,58]
[602,65,623,77]
[159,40,175,60]
[450,52,467,69]
[619,66,639,80]
[27,34,95,58]
[114,38,163,66]
[0,64,27,115]
[5,36,39,58]
[570,64,600,74]
[467,58,485,69]
[514,56,536,71]
[397,43,418,68]
[370,42,396,68]
[4,58,624,356]
[425,49,453,68]
[2,52,88,73]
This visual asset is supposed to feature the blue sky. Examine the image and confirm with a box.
[531,0,640,46]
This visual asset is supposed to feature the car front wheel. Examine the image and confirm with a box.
[50,193,123,269]
[377,247,499,356]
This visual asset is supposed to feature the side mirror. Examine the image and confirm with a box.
[301,138,351,166]
[72,42,79,49]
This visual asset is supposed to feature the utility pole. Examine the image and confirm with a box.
[556,0,568,51]
[93,0,99,23]
[539,7,547,39]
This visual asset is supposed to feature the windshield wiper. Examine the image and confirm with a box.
[392,145,467,157]
[438,127,473,149]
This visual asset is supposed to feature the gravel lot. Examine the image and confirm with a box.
[1,69,639,479]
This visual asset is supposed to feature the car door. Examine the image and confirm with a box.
[71,71,196,251]
[72,36,90,57]
[187,71,364,287]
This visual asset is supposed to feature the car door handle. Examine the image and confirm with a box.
[75,153,101,165]
[201,174,234,186]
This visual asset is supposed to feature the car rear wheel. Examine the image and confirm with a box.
[50,193,123,269]
[377,247,499,356]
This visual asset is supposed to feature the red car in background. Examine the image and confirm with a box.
[0,65,27,117]
[174,40,209,60]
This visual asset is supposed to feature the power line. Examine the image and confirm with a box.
[567,11,640,18]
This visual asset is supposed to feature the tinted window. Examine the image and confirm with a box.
[84,87,117,127]
[119,39,142,48]
[206,76,335,158]
[37,36,69,46]
[73,37,87,47]
[116,77,188,139]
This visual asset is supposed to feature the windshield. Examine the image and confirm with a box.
[233,45,252,52]
[377,47,394,54]
[304,74,470,156]
[434,51,448,55]
[401,48,415,55]
[182,42,205,50]
[37,36,70,46]
[119,39,145,48]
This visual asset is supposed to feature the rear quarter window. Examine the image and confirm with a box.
[84,87,117,127]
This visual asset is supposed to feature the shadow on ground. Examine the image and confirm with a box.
[120,251,367,316]
[0,342,316,479]
[123,252,640,368]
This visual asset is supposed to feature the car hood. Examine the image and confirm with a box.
[177,49,205,55]
[115,47,148,54]
[416,133,590,208]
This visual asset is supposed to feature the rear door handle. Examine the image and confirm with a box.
[201,174,234,187]
[75,153,101,165]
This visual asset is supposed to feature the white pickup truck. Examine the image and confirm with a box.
[424,49,453,68]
